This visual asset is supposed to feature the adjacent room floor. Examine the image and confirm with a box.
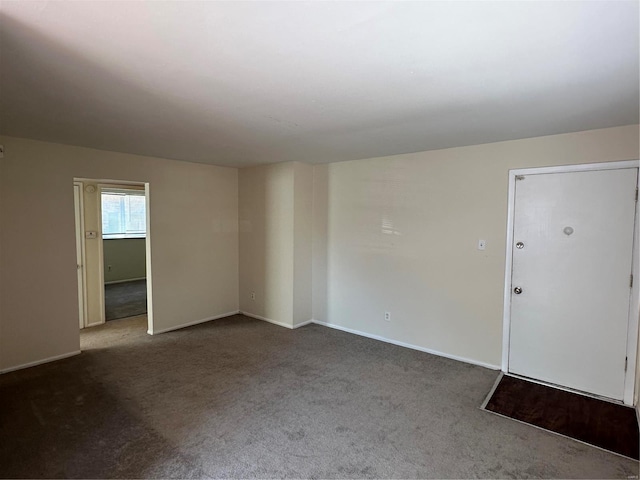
[104,279,147,321]
[0,315,637,479]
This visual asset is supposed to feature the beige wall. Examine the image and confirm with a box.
[312,125,640,368]
[81,182,103,326]
[0,135,239,371]
[312,164,329,324]
[293,162,313,326]
[103,239,146,283]
[239,162,295,327]
[2,126,638,403]
[238,161,314,327]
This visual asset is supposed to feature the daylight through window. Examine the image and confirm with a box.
[101,189,146,239]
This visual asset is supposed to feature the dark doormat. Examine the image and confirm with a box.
[481,374,639,460]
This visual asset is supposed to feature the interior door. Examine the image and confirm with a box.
[74,184,86,329]
[508,168,637,400]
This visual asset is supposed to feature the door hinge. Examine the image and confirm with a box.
[635,187,638,202]
[631,274,634,288]
[625,357,628,372]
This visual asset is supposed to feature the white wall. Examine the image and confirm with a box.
[239,162,295,327]
[238,161,314,328]
[312,125,640,368]
[293,162,313,326]
[0,136,239,371]
[2,125,638,397]
[82,182,103,326]
[312,164,329,324]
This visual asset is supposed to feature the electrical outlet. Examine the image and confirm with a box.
[250,292,256,301]
[384,311,391,321]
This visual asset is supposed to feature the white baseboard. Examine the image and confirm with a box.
[0,350,82,374]
[312,320,500,370]
[105,277,146,285]
[293,319,314,329]
[240,311,295,329]
[149,310,240,335]
[84,321,105,328]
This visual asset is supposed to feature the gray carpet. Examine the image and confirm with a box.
[104,279,147,321]
[0,314,637,479]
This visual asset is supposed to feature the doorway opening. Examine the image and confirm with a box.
[73,179,153,334]
[102,186,148,321]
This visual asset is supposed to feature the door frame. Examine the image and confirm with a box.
[501,160,640,406]
[97,182,148,326]
[73,181,89,328]
[74,178,153,333]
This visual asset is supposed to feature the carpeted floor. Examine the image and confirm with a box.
[104,279,147,321]
[0,314,637,479]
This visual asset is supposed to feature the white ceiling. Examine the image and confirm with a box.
[1,1,638,167]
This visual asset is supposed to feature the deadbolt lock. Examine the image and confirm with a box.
[513,286,523,294]
[516,242,524,249]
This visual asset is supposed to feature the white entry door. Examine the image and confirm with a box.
[508,168,637,400]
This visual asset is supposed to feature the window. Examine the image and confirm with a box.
[101,188,146,239]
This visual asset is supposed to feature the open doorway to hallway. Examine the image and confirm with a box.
[101,186,148,321]
[74,179,152,333]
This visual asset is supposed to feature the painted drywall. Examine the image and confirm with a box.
[0,136,239,371]
[312,165,329,325]
[103,239,146,283]
[3,2,639,166]
[238,161,314,327]
[293,162,313,326]
[239,162,295,327]
[312,125,640,369]
[81,183,103,326]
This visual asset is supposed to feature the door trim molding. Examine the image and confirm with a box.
[73,182,88,328]
[74,177,152,332]
[501,160,640,406]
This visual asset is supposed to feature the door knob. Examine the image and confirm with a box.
[513,286,523,294]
